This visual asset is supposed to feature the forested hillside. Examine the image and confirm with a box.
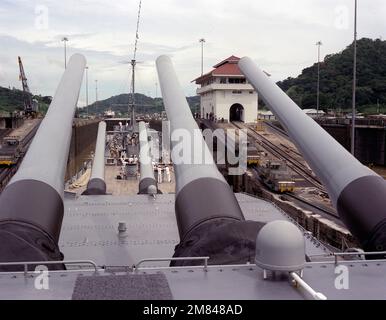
[278,38,386,113]
[0,86,51,114]
[79,93,200,116]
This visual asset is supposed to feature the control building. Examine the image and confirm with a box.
[194,55,258,123]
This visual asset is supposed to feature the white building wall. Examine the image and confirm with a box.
[211,89,258,123]
[198,78,258,123]
[243,91,258,123]
[200,92,215,119]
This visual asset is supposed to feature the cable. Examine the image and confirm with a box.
[128,0,142,124]
[133,0,142,61]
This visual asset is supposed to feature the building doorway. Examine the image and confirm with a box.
[229,103,244,122]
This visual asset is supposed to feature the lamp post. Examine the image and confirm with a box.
[316,41,322,116]
[85,66,89,117]
[95,79,98,103]
[351,0,358,156]
[199,38,205,76]
[61,37,69,69]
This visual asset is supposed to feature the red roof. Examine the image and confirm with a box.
[193,55,243,84]
[213,55,240,68]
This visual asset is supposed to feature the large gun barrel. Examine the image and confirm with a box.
[239,57,386,253]
[156,55,263,265]
[0,54,86,266]
[138,121,158,195]
[83,121,107,195]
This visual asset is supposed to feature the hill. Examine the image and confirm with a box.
[79,94,200,116]
[0,86,52,114]
[278,38,386,113]
[0,85,199,117]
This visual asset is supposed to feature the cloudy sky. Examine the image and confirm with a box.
[0,0,385,106]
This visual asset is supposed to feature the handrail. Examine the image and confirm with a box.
[133,256,210,272]
[0,260,98,276]
[333,251,386,265]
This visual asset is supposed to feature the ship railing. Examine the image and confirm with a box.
[308,251,386,265]
[0,260,99,277]
[332,251,386,264]
[133,256,210,273]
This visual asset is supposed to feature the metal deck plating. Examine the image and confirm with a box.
[59,193,328,267]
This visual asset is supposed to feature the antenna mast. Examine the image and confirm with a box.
[129,0,142,131]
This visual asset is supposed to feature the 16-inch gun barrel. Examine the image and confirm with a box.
[0,54,86,267]
[156,55,264,265]
[84,121,107,195]
[138,121,157,195]
[239,57,386,253]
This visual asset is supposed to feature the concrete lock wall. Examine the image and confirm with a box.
[66,119,99,181]
[321,124,386,166]
[272,120,386,166]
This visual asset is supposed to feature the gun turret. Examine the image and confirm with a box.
[0,54,86,269]
[156,55,264,265]
[239,57,386,255]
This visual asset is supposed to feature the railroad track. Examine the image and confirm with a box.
[283,192,339,219]
[231,121,324,190]
[263,121,288,137]
[0,167,9,180]
[0,167,11,192]
[0,129,12,140]
[0,120,40,191]
[264,122,304,158]
[250,167,339,220]
[19,122,40,154]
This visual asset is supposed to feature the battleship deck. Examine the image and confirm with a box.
[59,193,329,267]
[1,192,386,300]
[66,165,175,196]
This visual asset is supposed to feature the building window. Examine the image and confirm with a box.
[220,78,226,84]
[232,90,242,94]
[249,91,254,94]
[229,78,246,84]
[205,78,215,85]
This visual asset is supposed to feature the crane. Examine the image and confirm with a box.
[18,56,38,116]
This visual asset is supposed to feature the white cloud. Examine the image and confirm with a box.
[0,0,386,101]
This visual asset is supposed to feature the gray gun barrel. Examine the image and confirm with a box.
[83,121,107,195]
[138,121,157,195]
[0,54,86,267]
[239,56,386,253]
[156,55,264,265]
